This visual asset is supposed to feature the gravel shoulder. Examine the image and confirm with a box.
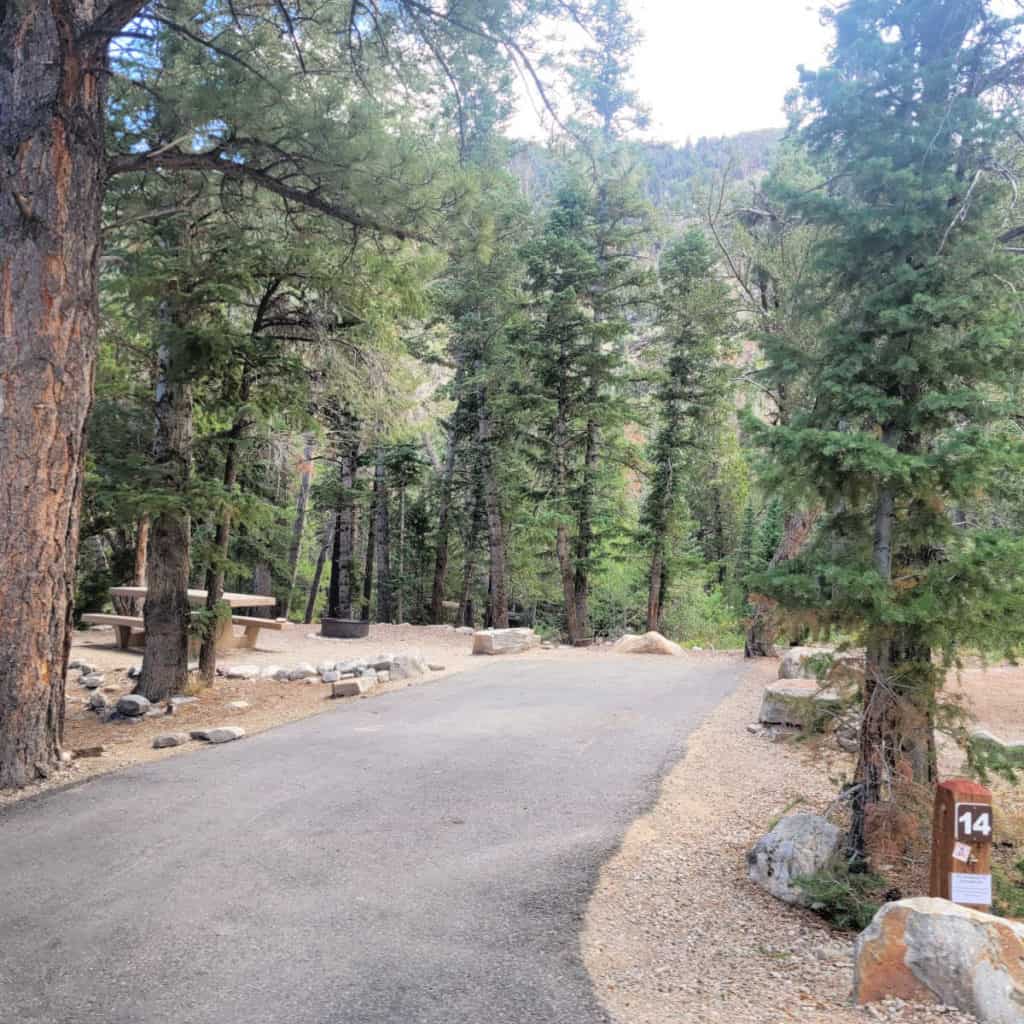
[582,659,979,1024]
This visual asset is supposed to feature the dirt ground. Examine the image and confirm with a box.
[583,659,986,1024]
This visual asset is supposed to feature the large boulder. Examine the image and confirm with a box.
[116,694,151,717]
[854,897,1024,1022]
[747,813,843,905]
[758,682,842,727]
[612,631,684,656]
[471,628,540,656]
[778,646,830,679]
[389,654,427,680]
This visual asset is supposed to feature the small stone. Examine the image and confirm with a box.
[223,664,258,679]
[79,673,104,689]
[289,663,316,681]
[127,665,142,679]
[116,694,151,717]
[258,665,282,679]
[331,678,374,698]
[357,668,379,682]
[72,746,105,758]
[321,670,339,683]
[316,661,336,675]
[169,695,198,707]
[427,663,445,672]
[273,668,292,680]
[226,700,250,710]
[88,690,108,710]
[371,658,392,672]
[152,732,190,749]
[70,660,96,674]
[335,660,363,676]
[190,726,245,743]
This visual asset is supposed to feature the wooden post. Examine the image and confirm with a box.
[929,778,993,911]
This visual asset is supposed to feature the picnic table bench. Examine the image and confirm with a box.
[81,588,284,653]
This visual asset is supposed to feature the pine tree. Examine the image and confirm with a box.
[759,0,1024,860]
[640,230,732,631]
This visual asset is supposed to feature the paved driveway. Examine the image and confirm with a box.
[0,655,741,1024]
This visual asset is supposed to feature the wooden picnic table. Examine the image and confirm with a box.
[83,587,284,653]
[109,587,277,609]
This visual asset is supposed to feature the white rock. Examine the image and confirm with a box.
[747,813,843,905]
[612,631,684,656]
[472,628,541,656]
[427,663,445,672]
[854,897,1024,1022]
[389,654,427,679]
[116,694,150,717]
[223,664,258,679]
[330,678,373,698]
[88,690,108,710]
[79,673,105,689]
[258,665,282,679]
[226,700,250,710]
[289,663,316,681]
[316,661,336,675]
[321,670,339,683]
[190,726,245,743]
[758,682,842,726]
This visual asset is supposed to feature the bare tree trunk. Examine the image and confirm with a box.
[326,437,359,620]
[361,471,378,622]
[430,419,459,623]
[478,391,508,628]
[0,1,117,786]
[137,339,193,702]
[283,434,315,618]
[573,416,598,637]
[396,483,406,623]
[132,517,150,614]
[646,546,664,633]
[197,371,252,683]
[305,515,335,624]
[374,453,392,623]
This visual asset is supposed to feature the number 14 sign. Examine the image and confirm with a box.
[955,803,994,842]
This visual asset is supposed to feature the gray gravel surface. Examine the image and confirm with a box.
[0,654,740,1024]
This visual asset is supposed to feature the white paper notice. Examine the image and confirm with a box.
[952,842,972,864]
[951,872,992,905]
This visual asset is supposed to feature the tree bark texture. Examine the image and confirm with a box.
[430,417,459,623]
[304,515,335,624]
[326,440,358,620]
[197,370,252,683]
[137,340,193,702]
[283,433,314,618]
[572,417,598,638]
[646,546,664,633]
[0,0,120,785]
[360,471,377,621]
[374,453,392,623]
[477,390,509,629]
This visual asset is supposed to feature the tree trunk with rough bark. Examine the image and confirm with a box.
[573,416,598,638]
[283,434,315,618]
[197,370,252,683]
[430,418,459,623]
[136,334,193,703]
[396,483,406,624]
[0,0,123,785]
[305,515,335,624]
[477,391,509,629]
[360,470,378,622]
[646,546,664,633]
[374,453,392,623]
[326,439,358,620]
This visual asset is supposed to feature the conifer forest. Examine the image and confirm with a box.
[6,0,1024,890]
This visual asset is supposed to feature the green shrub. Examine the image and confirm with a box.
[794,861,888,931]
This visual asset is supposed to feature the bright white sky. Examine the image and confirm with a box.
[510,0,834,143]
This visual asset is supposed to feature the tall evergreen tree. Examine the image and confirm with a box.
[759,0,1024,859]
